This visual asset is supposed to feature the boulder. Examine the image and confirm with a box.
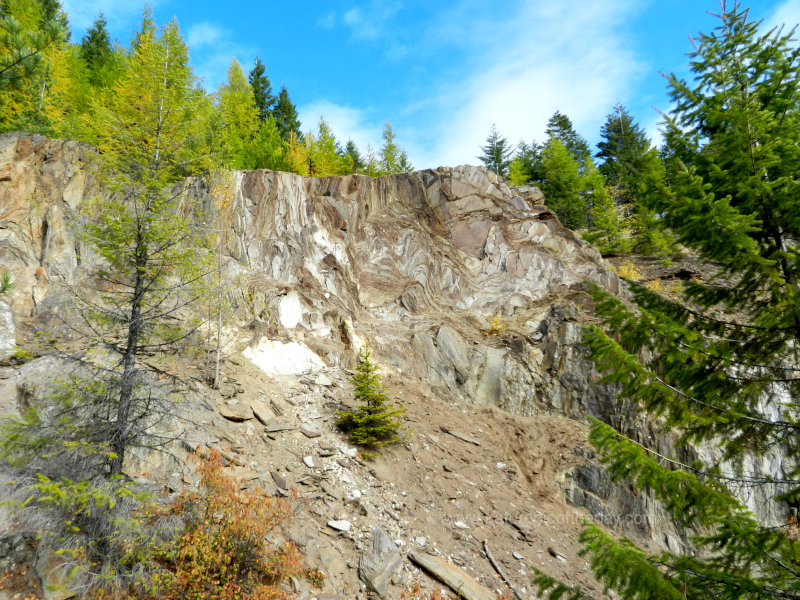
[358,526,402,598]
[408,552,496,600]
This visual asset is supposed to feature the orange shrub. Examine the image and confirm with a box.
[153,450,304,600]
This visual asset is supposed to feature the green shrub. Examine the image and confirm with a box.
[336,346,405,454]
[0,270,14,297]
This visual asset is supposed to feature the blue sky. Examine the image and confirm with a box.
[60,0,800,170]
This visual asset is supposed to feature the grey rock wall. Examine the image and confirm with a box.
[0,131,691,552]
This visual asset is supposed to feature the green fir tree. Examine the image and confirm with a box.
[79,12,110,71]
[343,139,364,173]
[545,110,591,164]
[248,55,274,122]
[539,137,586,229]
[379,121,412,174]
[478,124,513,177]
[596,103,652,205]
[305,116,349,176]
[537,4,800,598]
[214,57,261,169]
[272,85,301,140]
[337,346,405,454]
[78,15,212,476]
[582,157,628,254]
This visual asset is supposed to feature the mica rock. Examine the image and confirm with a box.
[358,526,402,598]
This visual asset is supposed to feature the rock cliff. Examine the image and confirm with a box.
[0,132,676,598]
[0,132,622,419]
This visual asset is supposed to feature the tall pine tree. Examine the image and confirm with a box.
[379,121,412,174]
[0,0,65,131]
[538,137,585,229]
[545,110,591,164]
[343,139,364,173]
[272,85,301,140]
[596,103,651,203]
[582,157,628,255]
[305,116,348,176]
[79,12,110,70]
[537,4,800,598]
[79,15,212,476]
[248,55,274,122]
[478,124,513,177]
[214,57,261,169]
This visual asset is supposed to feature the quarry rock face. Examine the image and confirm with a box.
[3,133,693,596]
[0,131,621,422]
[198,161,623,424]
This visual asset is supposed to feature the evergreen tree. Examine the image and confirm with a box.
[251,116,286,170]
[478,124,513,177]
[272,85,301,140]
[285,131,309,175]
[337,346,405,455]
[596,103,652,203]
[595,104,673,257]
[78,16,211,476]
[78,12,122,90]
[582,157,628,254]
[214,57,261,169]
[248,55,274,122]
[79,12,110,69]
[627,147,675,257]
[343,139,364,173]
[0,0,65,131]
[509,139,543,185]
[306,116,348,176]
[0,15,214,593]
[537,4,800,598]
[507,157,529,186]
[37,0,67,28]
[0,270,13,297]
[362,143,381,177]
[538,137,585,229]
[379,121,412,174]
[545,110,591,164]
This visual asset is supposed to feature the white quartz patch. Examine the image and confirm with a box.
[278,291,303,329]
[0,302,15,357]
[243,339,324,375]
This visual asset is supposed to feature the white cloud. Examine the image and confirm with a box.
[187,22,224,49]
[297,101,384,155]
[343,9,361,27]
[61,0,152,38]
[185,25,255,92]
[643,112,666,150]
[320,0,402,41]
[765,0,800,32]
[408,0,644,169]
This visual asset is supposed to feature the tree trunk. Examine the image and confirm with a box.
[109,245,146,476]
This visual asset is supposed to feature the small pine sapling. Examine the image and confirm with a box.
[336,346,405,456]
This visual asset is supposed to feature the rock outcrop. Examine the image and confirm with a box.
[0,132,621,421]
[0,132,678,598]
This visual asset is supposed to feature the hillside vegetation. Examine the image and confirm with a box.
[1,1,800,599]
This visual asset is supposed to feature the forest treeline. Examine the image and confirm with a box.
[3,0,672,259]
[478,108,672,258]
[0,0,412,178]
